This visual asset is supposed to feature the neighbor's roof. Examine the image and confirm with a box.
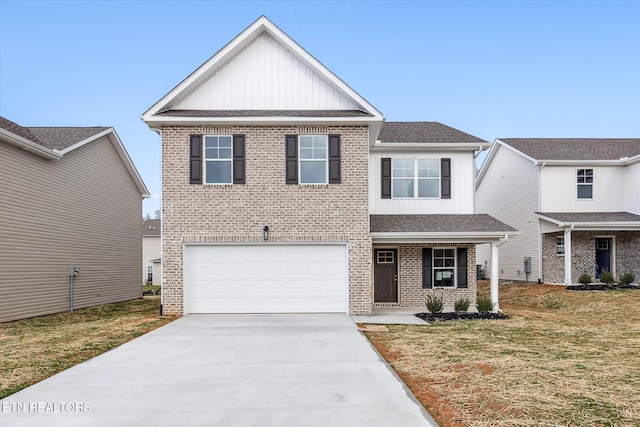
[500,138,640,161]
[142,219,161,236]
[28,127,110,150]
[378,122,487,144]
[537,212,640,224]
[370,214,517,234]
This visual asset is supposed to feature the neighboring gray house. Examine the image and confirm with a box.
[476,138,640,285]
[141,16,517,316]
[0,116,149,322]
[142,218,161,285]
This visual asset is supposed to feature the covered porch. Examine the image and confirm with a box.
[370,214,519,312]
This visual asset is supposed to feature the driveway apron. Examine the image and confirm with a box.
[1,314,437,427]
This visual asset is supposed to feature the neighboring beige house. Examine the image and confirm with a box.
[142,218,161,285]
[0,116,149,322]
[141,16,517,316]
[476,138,640,285]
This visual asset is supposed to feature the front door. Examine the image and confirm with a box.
[374,249,398,303]
[595,238,612,279]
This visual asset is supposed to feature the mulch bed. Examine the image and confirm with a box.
[567,284,639,291]
[415,312,510,322]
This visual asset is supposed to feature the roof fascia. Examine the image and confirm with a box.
[0,128,62,160]
[534,213,640,230]
[61,128,149,197]
[142,16,384,124]
[539,159,631,166]
[371,230,520,243]
[372,142,489,152]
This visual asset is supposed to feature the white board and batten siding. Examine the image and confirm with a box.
[369,151,475,215]
[475,144,541,281]
[540,165,627,212]
[627,162,640,214]
[183,244,348,314]
[173,32,361,112]
[0,137,143,322]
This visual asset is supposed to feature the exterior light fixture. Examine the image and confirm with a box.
[263,226,269,241]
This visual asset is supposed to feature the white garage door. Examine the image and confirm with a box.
[183,244,348,314]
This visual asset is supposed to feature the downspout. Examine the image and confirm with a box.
[536,161,545,283]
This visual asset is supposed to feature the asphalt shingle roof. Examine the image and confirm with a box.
[370,214,517,233]
[0,116,44,144]
[0,116,108,150]
[501,138,640,161]
[378,122,487,143]
[537,212,640,224]
[142,219,161,236]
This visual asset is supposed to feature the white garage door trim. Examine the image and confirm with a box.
[183,243,349,314]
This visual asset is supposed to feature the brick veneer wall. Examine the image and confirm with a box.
[161,125,372,315]
[542,231,640,284]
[373,243,477,310]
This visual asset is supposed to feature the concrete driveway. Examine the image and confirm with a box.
[1,314,437,427]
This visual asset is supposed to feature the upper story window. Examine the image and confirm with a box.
[392,159,440,198]
[204,135,233,184]
[577,168,593,199]
[299,135,328,184]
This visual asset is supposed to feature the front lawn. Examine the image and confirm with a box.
[364,282,640,427]
[0,297,174,399]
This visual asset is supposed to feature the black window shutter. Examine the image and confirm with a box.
[422,248,433,289]
[328,134,341,184]
[381,158,392,199]
[285,135,298,184]
[232,134,245,184]
[189,134,202,184]
[441,158,451,199]
[457,247,468,288]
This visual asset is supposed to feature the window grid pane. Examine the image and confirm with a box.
[204,135,232,184]
[433,249,456,287]
[299,136,328,184]
[556,237,565,255]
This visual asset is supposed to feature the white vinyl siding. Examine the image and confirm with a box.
[626,162,640,214]
[540,165,627,212]
[171,32,361,111]
[475,144,540,282]
[370,151,474,214]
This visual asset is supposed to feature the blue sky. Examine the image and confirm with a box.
[1,0,639,216]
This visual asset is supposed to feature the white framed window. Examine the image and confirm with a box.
[556,236,565,255]
[204,135,233,184]
[392,159,440,198]
[299,135,328,184]
[147,266,153,274]
[577,168,593,199]
[433,248,455,287]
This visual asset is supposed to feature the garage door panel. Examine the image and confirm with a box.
[184,244,348,313]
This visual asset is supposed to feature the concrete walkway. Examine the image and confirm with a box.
[1,314,437,427]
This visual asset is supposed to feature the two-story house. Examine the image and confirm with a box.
[142,218,161,285]
[142,16,517,316]
[476,138,640,285]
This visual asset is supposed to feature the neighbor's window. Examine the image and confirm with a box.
[299,135,328,184]
[204,135,233,184]
[433,248,455,287]
[577,168,593,199]
[392,159,440,198]
[556,236,565,255]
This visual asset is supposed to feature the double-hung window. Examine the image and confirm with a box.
[577,169,593,199]
[204,135,233,184]
[299,135,328,184]
[392,159,440,198]
[556,236,565,255]
[433,248,455,287]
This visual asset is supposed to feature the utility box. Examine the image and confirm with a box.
[524,257,532,274]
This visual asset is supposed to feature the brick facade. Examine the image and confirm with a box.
[373,243,477,311]
[161,125,372,315]
[542,231,640,284]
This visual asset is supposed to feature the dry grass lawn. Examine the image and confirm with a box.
[365,282,640,427]
[0,297,175,399]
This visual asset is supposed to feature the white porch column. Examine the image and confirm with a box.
[490,241,500,312]
[564,227,573,285]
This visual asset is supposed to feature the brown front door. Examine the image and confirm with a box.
[374,249,398,303]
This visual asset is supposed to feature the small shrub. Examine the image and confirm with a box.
[599,269,615,285]
[578,273,593,285]
[476,296,495,313]
[454,298,470,312]
[425,294,444,313]
[619,270,636,285]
